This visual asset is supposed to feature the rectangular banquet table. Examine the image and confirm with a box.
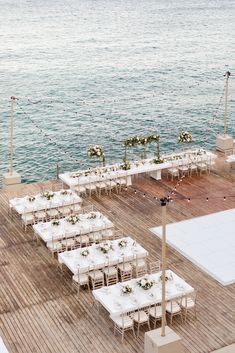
[93,270,194,316]
[60,149,217,189]
[33,211,113,244]
[58,236,148,275]
[9,189,82,214]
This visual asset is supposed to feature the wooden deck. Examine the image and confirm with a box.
[0,156,235,353]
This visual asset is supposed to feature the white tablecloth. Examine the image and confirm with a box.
[33,211,113,243]
[9,190,82,214]
[58,236,148,274]
[60,149,216,188]
[93,270,194,316]
[226,155,235,163]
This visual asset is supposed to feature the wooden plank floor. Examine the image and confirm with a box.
[0,157,235,353]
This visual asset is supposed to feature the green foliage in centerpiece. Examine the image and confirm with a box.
[98,243,113,254]
[66,214,80,225]
[178,131,192,143]
[137,277,154,290]
[41,191,54,200]
[52,220,60,226]
[87,212,97,220]
[81,249,89,257]
[28,196,35,202]
[121,285,133,295]
[118,239,128,248]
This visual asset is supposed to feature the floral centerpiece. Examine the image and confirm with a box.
[81,249,89,257]
[137,277,154,290]
[118,239,127,248]
[41,191,54,200]
[28,196,35,202]
[121,285,133,295]
[159,272,173,282]
[120,159,131,170]
[60,190,71,196]
[178,131,192,143]
[66,214,79,225]
[52,220,60,226]
[98,243,113,254]
[87,212,97,220]
[88,145,105,166]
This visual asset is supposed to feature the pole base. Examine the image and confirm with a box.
[144,326,184,353]
[3,171,21,190]
[216,134,234,152]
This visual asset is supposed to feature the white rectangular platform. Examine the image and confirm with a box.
[150,209,235,286]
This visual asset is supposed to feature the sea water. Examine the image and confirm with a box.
[0,0,235,184]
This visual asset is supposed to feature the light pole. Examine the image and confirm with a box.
[160,196,169,337]
[9,96,16,175]
[223,71,231,136]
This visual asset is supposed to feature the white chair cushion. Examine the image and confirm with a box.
[149,306,162,318]
[133,259,146,268]
[103,267,117,276]
[35,211,46,218]
[75,185,86,192]
[86,184,96,190]
[89,270,104,280]
[73,273,89,285]
[117,178,127,185]
[166,301,181,314]
[47,209,59,216]
[168,168,178,174]
[96,182,106,188]
[47,241,62,250]
[181,297,195,309]
[112,315,133,328]
[79,235,90,244]
[133,310,148,323]
[118,263,132,271]
[22,213,34,221]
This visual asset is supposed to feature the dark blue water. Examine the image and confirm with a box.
[0,0,235,184]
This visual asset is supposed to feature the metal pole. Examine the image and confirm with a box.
[56,164,60,179]
[9,96,15,175]
[224,71,231,136]
[160,197,168,337]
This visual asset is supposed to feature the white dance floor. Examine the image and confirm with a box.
[150,209,235,286]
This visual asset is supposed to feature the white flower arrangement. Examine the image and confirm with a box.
[87,212,97,220]
[66,214,80,225]
[118,240,127,248]
[98,243,113,254]
[121,285,133,295]
[88,145,104,158]
[52,220,60,226]
[137,277,154,290]
[41,191,55,200]
[81,249,89,257]
[178,131,192,143]
[28,196,35,202]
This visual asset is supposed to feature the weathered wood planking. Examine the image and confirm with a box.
[0,157,235,353]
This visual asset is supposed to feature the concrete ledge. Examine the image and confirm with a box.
[145,326,184,353]
[3,171,21,190]
[216,134,234,152]
[211,344,235,353]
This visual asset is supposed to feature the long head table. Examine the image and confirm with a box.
[10,189,82,214]
[33,211,113,244]
[60,149,216,188]
[58,236,148,275]
[93,270,194,317]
